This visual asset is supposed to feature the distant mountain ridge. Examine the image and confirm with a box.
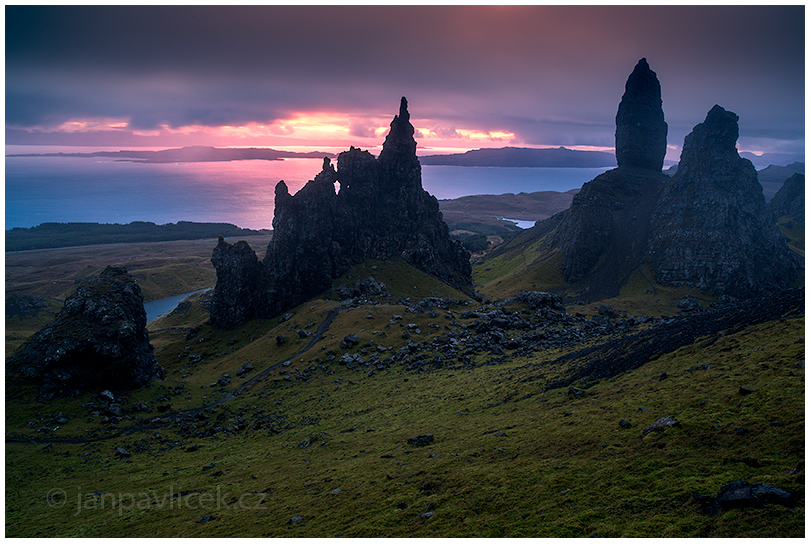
[420,146,617,168]
[8,145,335,163]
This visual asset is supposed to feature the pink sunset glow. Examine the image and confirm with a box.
[6,5,803,165]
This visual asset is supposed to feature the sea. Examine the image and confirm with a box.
[5,146,610,231]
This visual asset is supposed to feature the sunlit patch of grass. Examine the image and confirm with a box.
[474,240,565,300]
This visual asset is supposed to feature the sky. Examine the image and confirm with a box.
[5,5,806,163]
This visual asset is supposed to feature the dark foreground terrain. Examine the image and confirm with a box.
[4,235,804,537]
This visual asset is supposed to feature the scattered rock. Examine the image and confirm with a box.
[677,296,702,312]
[696,480,795,515]
[598,304,617,318]
[407,434,435,447]
[642,416,680,436]
[131,400,151,413]
[341,334,360,349]
[99,390,116,402]
[197,514,215,523]
[114,447,131,458]
[236,363,254,376]
[619,419,632,429]
[289,515,304,524]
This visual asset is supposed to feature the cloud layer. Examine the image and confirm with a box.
[6,5,805,157]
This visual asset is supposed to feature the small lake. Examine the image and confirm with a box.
[144,288,209,323]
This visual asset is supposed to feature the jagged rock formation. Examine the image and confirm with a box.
[769,172,804,225]
[530,59,800,301]
[210,98,472,328]
[646,105,801,299]
[552,58,668,291]
[9,266,163,400]
[615,58,668,172]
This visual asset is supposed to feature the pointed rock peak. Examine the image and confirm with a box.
[317,156,336,176]
[274,180,290,199]
[388,96,414,137]
[625,58,659,95]
[615,58,667,171]
[398,96,410,122]
[379,96,417,166]
[682,105,740,158]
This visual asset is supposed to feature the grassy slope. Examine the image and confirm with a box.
[5,257,804,537]
[776,216,804,259]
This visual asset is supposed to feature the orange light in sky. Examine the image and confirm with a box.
[50,118,129,133]
[17,112,540,153]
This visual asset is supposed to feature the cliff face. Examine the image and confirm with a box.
[210,98,472,328]
[553,58,668,289]
[645,105,801,299]
[9,266,164,400]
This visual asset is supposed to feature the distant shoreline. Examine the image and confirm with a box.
[5,221,268,252]
[6,145,335,164]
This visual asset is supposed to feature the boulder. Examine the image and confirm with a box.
[642,416,680,436]
[407,434,435,447]
[9,266,164,400]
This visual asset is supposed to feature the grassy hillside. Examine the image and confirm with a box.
[5,256,804,537]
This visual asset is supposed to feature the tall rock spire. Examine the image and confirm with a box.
[551,59,669,292]
[208,98,472,328]
[615,58,668,171]
[378,96,421,190]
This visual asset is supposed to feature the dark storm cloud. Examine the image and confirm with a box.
[5,5,805,152]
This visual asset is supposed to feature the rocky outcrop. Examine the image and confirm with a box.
[210,98,472,328]
[646,105,801,299]
[540,59,799,301]
[9,266,163,400]
[615,58,668,172]
[209,238,267,329]
[552,59,668,292]
[769,172,804,225]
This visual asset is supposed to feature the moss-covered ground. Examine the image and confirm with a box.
[5,255,804,537]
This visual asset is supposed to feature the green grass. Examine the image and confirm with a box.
[474,236,565,299]
[6,284,804,537]
[5,242,805,537]
[333,258,475,301]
